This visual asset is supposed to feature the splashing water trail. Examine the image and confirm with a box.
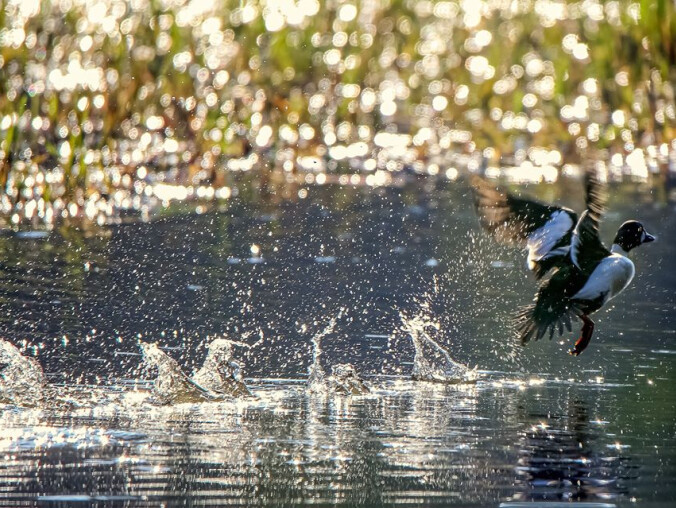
[401,313,477,384]
[139,341,217,405]
[306,310,368,394]
[306,317,336,393]
[329,364,370,395]
[0,339,51,407]
[192,337,252,397]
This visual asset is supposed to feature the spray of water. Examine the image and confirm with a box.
[0,339,51,407]
[399,279,478,383]
[139,341,219,404]
[400,312,477,383]
[306,311,370,394]
[192,337,252,397]
[306,316,337,393]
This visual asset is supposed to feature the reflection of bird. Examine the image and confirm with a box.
[471,173,655,355]
[514,398,633,502]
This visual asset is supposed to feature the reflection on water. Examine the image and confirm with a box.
[0,181,674,505]
[0,379,657,506]
[513,399,636,503]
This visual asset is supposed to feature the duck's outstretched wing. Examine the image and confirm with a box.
[515,264,585,344]
[583,167,607,237]
[470,175,568,244]
[570,210,611,275]
[470,175,577,279]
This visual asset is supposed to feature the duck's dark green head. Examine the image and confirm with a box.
[613,221,655,252]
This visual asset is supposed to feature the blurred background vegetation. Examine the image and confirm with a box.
[0,0,674,225]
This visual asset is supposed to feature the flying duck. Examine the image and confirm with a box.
[471,173,655,355]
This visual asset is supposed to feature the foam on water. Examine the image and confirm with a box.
[329,363,370,395]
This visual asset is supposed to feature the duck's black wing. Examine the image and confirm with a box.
[515,263,583,344]
[582,167,607,239]
[570,210,611,275]
[470,175,577,279]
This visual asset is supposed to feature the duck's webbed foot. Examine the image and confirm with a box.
[569,315,594,356]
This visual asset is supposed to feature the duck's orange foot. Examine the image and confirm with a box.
[569,314,595,356]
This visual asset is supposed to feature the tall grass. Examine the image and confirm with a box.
[0,0,673,216]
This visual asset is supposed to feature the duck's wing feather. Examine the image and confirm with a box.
[515,264,586,344]
[471,176,577,279]
[583,167,607,236]
[570,209,611,275]
[470,175,573,245]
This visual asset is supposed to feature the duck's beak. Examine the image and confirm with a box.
[644,231,656,243]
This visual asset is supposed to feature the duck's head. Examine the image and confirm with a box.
[613,221,655,252]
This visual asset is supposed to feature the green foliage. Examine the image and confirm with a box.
[0,0,673,217]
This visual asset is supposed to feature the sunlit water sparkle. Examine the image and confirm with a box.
[0,181,674,505]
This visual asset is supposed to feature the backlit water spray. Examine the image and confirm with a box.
[307,311,370,394]
[399,279,478,383]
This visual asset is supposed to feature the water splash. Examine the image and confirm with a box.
[306,317,336,393]
[139,342,217,405]
[192,337,252,397]
[0,339,51,407]
[306,312,369,395]
[329,364,370,395]
[401,313,477,384]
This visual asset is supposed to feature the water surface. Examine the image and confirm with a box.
[0,179,674,506]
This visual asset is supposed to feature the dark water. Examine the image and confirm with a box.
[0,179,674,506]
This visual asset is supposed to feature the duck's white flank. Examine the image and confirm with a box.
[572,253,635,303]
[527,210,574,270]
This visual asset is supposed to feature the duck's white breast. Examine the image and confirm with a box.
[572,254,635,303]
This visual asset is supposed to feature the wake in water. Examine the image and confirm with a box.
[0,339,51,407]
[401,312,478,384]
[307,315,370,395]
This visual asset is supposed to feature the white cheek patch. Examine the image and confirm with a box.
[641,230,646,242]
